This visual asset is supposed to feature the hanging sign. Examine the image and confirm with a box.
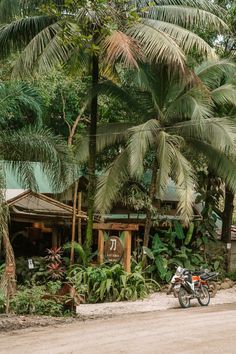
[104,236,123,262]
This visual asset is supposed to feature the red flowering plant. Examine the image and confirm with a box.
[45,247,65,280]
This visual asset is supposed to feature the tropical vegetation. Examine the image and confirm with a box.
[0,0,236,314]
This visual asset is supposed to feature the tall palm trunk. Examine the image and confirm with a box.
[85,53,99,255]
[1,225,16,314]
[143,156,158,248]
[221,185,234,272]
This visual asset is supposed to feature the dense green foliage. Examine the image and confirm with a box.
[144,223,224,283]
[0,0,236,315]
[67,263,159,303]
[10,284,67,316]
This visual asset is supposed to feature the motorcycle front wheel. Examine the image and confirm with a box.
[178,286,190,308]
[208,282,217,298]
[198,285,210,306]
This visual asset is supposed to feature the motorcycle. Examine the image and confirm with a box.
[167,267,218,298]
[167,266,210,308]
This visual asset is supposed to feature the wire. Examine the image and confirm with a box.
[79,119,233,138]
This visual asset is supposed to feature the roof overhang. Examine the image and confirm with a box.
[6,189,87,221]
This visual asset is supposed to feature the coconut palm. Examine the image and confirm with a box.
[0,0,228,253]
[88,59,236,247]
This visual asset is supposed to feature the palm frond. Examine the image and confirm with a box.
[137,0,225,15]
[128,119,160,178]
[211,84,236,107]
[195,59,236,89]
[165,85,212,123]
[0,81,42,124]
[102,30,142,68]
[147,5,227,31]
[189,140,236,193]
[76,123,133,163]
[12,22,74,78]
[0,127,73,192]
[92,80,137,106]
[0,16,56,57]
[171,149,196,224]
[174,118,236,153]
[156,131,184,198]
[6,160,38,191]
[128,21,185,69]
[95,149,130,213]
[142,19,216,58]
[0,0,20,23]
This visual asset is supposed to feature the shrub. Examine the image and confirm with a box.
[67,263,159,303]
[15,257,47,284]
[143,223,225,283]
[10,285,67,316]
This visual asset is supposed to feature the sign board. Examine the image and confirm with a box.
[104,236,123,262]
[28,259,34,269]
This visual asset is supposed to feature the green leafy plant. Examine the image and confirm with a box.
[63,242,87,266]
[15,257,47,284]
[144,222,223,283]
[10,285,68,316]
[67,263,159,303]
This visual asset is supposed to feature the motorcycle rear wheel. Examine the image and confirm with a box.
[198,285,210,306]
[178,286,190,308]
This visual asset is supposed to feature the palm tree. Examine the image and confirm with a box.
[0,0,228,254]
[0,81,73,296]
[91,59,236,248]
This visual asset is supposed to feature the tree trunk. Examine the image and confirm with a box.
[1,225,16,313]
[67,102,88,146]
[143,156,158,248]
[85,53,99,256]
[77,191,82,245]
[70,181,78,266]
[221,186,234,272]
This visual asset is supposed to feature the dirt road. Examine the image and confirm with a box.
[1,303,236,354]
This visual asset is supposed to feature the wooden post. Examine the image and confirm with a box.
[124,231,132,273]
[98,230,104,264]
[70,181,78,266]
[77,191,82,244]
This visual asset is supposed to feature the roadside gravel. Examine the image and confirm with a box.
[76,284,236,319]
[1,285,236,332]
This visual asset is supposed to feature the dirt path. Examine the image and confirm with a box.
[1,303,236,354]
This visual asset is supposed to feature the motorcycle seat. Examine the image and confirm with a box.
[200,272,216,280]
